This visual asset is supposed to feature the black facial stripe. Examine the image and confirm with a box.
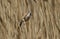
[24,12,31,21]
[20,12,31,27]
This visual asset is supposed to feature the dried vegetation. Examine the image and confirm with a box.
[0,0,60,39]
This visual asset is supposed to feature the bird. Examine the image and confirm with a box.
[20,11,32,27]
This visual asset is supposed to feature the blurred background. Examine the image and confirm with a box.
[0,0,60,39]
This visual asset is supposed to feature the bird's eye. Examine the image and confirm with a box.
[24,12,31,22]
[20,12,32,27]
